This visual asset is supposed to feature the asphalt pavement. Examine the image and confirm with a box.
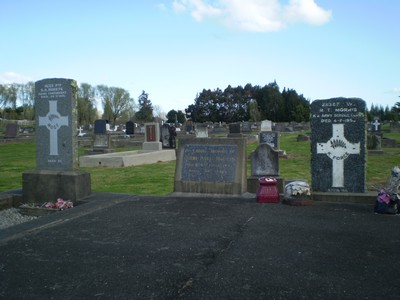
[1,193,399,300]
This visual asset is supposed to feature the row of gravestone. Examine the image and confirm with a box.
[22,77,369,202]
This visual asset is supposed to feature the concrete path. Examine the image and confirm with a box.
[1,193,399,299]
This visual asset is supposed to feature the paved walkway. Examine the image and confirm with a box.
[1,193,399,299]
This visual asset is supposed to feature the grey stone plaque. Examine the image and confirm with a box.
[35,78,78,171]
[251,144,279,176]
[311,98,366,193]
[259,131,279,149]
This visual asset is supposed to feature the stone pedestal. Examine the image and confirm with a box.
[22,170,91,204]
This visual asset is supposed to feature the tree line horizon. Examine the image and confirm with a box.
[0,81,399,126]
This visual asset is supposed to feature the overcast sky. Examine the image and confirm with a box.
[1,0,399,113]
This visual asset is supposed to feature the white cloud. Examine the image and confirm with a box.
[284,0,332,25]
[0,72,32,84]
[171,0,332,32]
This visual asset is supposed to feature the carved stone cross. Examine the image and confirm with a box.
[317,124,360,187]
[38,100,69,155]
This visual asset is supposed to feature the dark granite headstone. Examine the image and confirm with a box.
[94,120,107,134]
[259,131,279,149]
[311,98,366,193]
[4,123,18,138]
[229,123,241,134]
[125,121,134,135]
[251,144,279,176]
[161,123,171,148]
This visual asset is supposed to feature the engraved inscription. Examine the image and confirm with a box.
[182,144,237,182]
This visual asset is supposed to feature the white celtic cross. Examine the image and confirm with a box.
[372,119,380,131]
[38,100,69,155]
[317,124,360,187]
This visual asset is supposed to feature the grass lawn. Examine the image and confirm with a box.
[1,130,399,195]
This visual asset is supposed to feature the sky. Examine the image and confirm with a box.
[1,0,399,115]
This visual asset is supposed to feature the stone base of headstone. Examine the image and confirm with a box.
[22,170,91,204]
[312,191,376,204]
[247,176,284,194]
[143,141,162,151]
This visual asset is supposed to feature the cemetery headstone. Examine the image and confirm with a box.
[260,120,272,131]
[125,121,134,135]
[259,131,279,149]
[371,118,381,132]
[242,121,251,132]
[311,97,366,193]
[23,78,91,203]
[195,124,208,138]
[4,123,18,138]
[174,137,247,195]
[94,120,107,134]
[169,126,177,148]
[143,123,162,150]
[251,144,279,176]
[227,123,242,137]
[161,123,171,148]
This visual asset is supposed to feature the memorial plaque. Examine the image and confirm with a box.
[182,144,237,182]
[35,78,78,171]
[311,98,366,193]
[174,138,247,195]
[146,124,156,142]
[259,131,279,149]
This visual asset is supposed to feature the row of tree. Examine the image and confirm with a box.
[1,81,399,125]
[185,82,310,123]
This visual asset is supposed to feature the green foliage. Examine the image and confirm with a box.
[97,85,133,125]
[186,81,310,123]
[166,109,186,124]
[135,90,154,122]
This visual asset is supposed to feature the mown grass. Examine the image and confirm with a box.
[1,130,399,195]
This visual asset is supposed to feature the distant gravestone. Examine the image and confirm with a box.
[23,78,91,203]
[371,119,381,132]
[195,124,208,138]
[311,98,366,193]
[143,123,162,150]
[242,121,251,132]
[161,123,171,147]
[260,120,272,132]
[125,121,134,135]
[174,138,247,195]
[94,120,107,134]
[4,123,18,138]
[259,131,279,149]
[229,123,241,134]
